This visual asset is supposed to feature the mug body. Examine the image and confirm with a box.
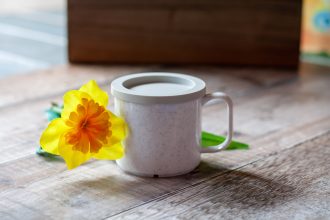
[114,98,202,177]
[111,72,206,177]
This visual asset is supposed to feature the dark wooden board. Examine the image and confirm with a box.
[68,0,302,67]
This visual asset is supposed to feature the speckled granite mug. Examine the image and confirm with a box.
[111,73,233,177]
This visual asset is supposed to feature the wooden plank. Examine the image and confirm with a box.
[110,131,330,219]
[0,67,294,167]
[0,65,146,108]
[0,64,295,108]
[0,64,297,170]
[0,65,299,167]
[0,123,329,219]
[68,0,301,67]
[1,63,327,175]
[0,65,329,219]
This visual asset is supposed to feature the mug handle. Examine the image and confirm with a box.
[200,92,233,153]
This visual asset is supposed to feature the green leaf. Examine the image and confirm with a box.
[201,131,249,150]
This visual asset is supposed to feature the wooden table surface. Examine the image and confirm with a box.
[0,62,329,220]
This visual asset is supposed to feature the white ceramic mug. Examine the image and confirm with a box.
[111,73,233,177]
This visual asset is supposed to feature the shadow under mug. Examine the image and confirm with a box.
[111,72,233,177]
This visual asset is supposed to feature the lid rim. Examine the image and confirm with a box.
[111,72,206,104]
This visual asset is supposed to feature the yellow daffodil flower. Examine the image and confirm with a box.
[40,80,126,169]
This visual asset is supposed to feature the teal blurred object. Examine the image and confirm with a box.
[313,10,330,32]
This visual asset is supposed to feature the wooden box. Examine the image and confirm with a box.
[68,0,302,67]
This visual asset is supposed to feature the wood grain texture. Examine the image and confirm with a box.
[0,66,298,193]
[68,0,301,67]
[0,64,295,108]
[0,63,329,219]
[111,131,330,220]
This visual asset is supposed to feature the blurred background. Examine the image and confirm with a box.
[301,0,330,65]
[0,0,329,78]
[0,0,66,77]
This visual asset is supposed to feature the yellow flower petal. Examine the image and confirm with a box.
[40,118,68,155]
[92,111,126,160]
[61,90,91,119]
[109,111,127,141]
[92,143,124,160]
[58,135,91,169]
[40,81,125,170]
[79,80,108,107]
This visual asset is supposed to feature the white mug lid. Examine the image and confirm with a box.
[111,72,206,104]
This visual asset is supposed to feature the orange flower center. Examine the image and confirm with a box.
[65,98,112,154]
